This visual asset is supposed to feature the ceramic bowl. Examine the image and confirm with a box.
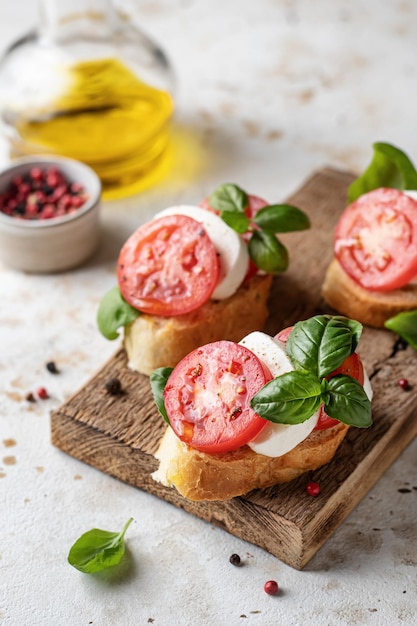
[0,155,101,273]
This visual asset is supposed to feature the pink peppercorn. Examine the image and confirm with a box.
[0,166,88,221]
[306,481,321,496]
[36,387,49,400]
[398,378,410,391]
[264,580,279,595]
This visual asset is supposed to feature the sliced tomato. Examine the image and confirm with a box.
[274,326,365,430]
[200,194,268,280]
[274,326,293,343]
[164,340,272,453]
[117,214,220,316]
[334,188,417,291]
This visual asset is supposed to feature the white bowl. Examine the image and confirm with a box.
[0,156,102,273]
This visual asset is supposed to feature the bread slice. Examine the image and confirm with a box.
[124,273,273,375]
[152,422,349,501]
[322,258,417,328]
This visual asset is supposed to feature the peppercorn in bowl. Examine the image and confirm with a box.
[0,155,101,272]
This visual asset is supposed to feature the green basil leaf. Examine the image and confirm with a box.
[209,183,248,213]
[348,142,417,203]
[220,210,250,234]
[385,310,417,350]
[150,367,173,424]
[286,315,362,378]
[251,370,322,424]
[68,518,133,574]
[97,286,139,340]
[248,230,288,273]
[253,204,310,233]
[324,375,372,428]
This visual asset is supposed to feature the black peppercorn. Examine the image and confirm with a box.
[229,553,241,566]
[105,377,122,395]
[46,361,59,374]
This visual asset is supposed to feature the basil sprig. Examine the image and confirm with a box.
[209,183,310,274]
[68,518,133,574]
[385,310,417,350]
[251,315,372,428]
[348,142,417,203]
[97,286,139,340]
[150,367,173,424]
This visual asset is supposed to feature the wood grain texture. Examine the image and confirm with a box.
[50,167,417,569]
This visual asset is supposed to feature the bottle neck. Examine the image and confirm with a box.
[38,0,119,39]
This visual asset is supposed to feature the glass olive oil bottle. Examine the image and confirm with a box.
[0,0,174,199]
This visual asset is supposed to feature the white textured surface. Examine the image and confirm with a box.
[1,1,417,625]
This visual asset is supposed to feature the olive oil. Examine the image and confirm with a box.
[11,58,174,199]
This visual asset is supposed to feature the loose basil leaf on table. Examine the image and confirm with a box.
[253,204,310,233]
[68,518,133,574]
[248,230,289,273]
[150,367,174,424]
[209,183,248,213]
[286,315,362,378]
[323,376,372,428]
[385,310,417,350]
[251,370,323,424]
[97,286,139,340]
[348,142,417,203]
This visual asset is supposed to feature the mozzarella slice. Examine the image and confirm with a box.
[154,205,249,300]
[239,331,320,458]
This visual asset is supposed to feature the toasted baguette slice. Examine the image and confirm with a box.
[124,273,273,375]
[322,258,417,328]
[152,422,349,501]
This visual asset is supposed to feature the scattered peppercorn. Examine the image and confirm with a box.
[46,361,59,374]
[229,553,241,566]
[36,387,49,400]
[398,378,410,391]
[25,392,36,402]
[264,580,279,595]
[0,166,89,221]
[306,481,321,497]
[394,337,408,351]
[104,377,122,395]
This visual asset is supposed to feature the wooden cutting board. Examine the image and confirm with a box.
[50,168,417,570]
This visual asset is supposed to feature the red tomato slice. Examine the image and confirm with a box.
[274,326,365,430]
[200,194,268,280]
[334,188,417,291]
[117,214,220,316]
[164,340,272,453]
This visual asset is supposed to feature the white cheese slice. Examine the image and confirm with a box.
[239,331,320,458]
[154,205,249,300]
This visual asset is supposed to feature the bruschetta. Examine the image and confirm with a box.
[322,142,417,329]
[97,183,310,375]
[150,314,373,501]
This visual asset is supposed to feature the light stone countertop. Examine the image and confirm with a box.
[1,1,416,625]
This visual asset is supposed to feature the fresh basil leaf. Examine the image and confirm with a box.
[248,230,288,273]
[209,183,248,213]
[324,375,372,428]
[253,204,310,233]
[220,210,250,234]
[385,310,417,350]
[68,518,133,574]
[150,367,173,424]
[251,370,322,424]
[286,315,362,378]
[348,142,417,203]
[97,286,139,340]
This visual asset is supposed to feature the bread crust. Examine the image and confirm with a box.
[124,274,273,375]
[322,258,417,328]
[152,422,349,501]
